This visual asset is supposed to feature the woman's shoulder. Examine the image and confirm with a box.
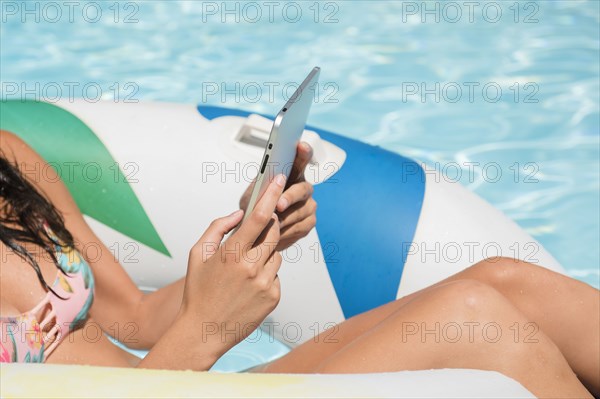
[1,129,49,173]
[0,130,27,161]
[0,129,82,224]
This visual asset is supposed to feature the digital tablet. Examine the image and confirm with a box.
[241,66,320,223]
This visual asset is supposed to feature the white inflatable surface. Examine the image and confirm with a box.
[0,99,562,397]
[1,364,534,398]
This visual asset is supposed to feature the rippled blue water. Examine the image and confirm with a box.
[1,1,598,288]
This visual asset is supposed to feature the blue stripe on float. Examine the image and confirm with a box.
[198,105,425,319]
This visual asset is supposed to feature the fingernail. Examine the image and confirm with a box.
[231,209,243,217]
[278,197,288,210]
[275,174,286,187]
[301,142,311,151]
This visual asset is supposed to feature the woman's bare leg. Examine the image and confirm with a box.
[272,280,592,398]
[255,283,419,372]
[453,257,600,394]
[261,258,599,394]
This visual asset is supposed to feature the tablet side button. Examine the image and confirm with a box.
[260,154,270,174]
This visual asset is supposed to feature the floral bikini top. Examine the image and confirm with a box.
[0,225,95,363]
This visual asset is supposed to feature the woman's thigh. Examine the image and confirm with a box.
[256,278,469,373]
[256,259,512,373]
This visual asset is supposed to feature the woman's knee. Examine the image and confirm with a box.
[466,256,540,287]
[429,279,507,317]
[430,281,567,359]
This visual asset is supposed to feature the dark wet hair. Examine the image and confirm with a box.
[0,151,73,295]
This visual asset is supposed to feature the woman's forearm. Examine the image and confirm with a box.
[125,278,186,349]
[136,311,223,371]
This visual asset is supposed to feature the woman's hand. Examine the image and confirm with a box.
[179,174,287,360]
[240,142,317,251]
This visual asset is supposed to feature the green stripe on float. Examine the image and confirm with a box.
[0,100,170,257]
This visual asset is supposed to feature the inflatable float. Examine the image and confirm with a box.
[0,99,564,397]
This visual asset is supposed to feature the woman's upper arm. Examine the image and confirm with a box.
[1,130,143,324]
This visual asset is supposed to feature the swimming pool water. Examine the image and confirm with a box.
[1,1,598,288]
